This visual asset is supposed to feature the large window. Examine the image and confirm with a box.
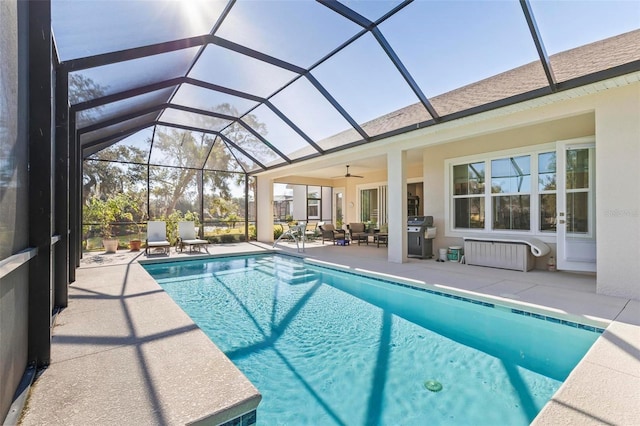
[448,146,556,235]
[360,188,378,225]
[491,155,530,230]
[566,148,590,234]
[538,152,557,232]
[453,162,485,228]
[272,183,332,223]
[307,186,321,220]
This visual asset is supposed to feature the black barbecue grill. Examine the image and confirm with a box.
[407,216,436,259]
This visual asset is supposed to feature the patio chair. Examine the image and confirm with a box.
[318,223,346,244]
[374,223,388,248]
[347,223,369,245]
[177,221,209,253]
[304,222,318,241]
[145,221,170,255]
[278,223,294,241]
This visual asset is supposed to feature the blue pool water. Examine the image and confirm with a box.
[143,254,602,426]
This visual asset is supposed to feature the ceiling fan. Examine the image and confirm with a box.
[333,165,363,179]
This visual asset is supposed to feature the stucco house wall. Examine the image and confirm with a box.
[404,80,638,299]
[257,77,639,300]
[421,113,595,269]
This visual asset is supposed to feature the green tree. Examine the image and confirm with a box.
[149,103,261,219]
[82,101,268,228]
[224,213,240,229]
[150,129,210,218]
[83,145,147,207]
[208,196,236,219]
[84,193,138,238]
[210,103,276,171]
[69,74,109,125]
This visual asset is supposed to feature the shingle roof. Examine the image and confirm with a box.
[344,29,640,142]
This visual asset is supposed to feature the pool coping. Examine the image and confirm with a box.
[301,255,611,331]
[147,250,611,330]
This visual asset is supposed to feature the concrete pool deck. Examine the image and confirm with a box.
[17,242,640,425]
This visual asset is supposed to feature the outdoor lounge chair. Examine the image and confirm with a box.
[347,223,369,245]
[145,221,170,255]
[318,223,346,244]
[177,221,209,253]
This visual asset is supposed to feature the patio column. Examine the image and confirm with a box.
[387,149,408,263]
[595,88,640,299]
[256,176,274,243]
[54,63,69,307]
[27,0,53,366]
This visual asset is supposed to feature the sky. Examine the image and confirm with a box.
[55,0,640,170]
[55,0,640,98]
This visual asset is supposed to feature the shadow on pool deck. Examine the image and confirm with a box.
[17,242,640,425]
[18,245,263,426]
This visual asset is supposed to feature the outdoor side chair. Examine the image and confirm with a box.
[304,222,318,241]
[145,221,171,255]
[177,221,209,253]
[318,223,346,244]
[347,223,369,245]
[375,223,389,247]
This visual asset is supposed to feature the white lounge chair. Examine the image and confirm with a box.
[177,221,209,253]
[145,221,170,255]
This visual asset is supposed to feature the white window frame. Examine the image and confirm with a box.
[562,143,596,240]
[490,154,532,231]
[307,199,320,220]
[537,151,558,234]
[451,160,487,229]
[445,143,557,243]
[356,181,386,225]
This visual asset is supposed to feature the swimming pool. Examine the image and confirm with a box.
[143,254,603,425]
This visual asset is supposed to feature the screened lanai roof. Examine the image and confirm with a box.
[52,0,640,174]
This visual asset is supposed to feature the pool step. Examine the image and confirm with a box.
[256,257,319,285]
[275,269,319,285]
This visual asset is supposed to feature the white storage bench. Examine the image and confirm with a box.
[463,236,550,272]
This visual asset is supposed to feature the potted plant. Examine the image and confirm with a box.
[128,210,145,252]
[128,222,143,251]
[85,194,135,253]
